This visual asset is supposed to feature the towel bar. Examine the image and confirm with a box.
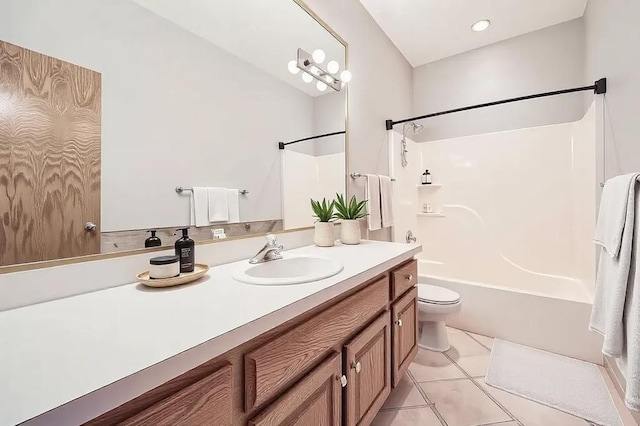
[176,187,249,195]
[350,172,396,182]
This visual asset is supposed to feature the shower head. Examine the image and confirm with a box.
[403,121,424,134]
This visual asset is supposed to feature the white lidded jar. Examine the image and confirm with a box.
[149,255,180,279]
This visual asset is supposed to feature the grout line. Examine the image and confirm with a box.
[442,351,523,426]
[407,369,449,425]
[414,376,471,384]
[462,330,493,351]
[476,421,517,426]
[380,403,432,412]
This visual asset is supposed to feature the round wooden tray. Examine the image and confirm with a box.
[137,264,210,288]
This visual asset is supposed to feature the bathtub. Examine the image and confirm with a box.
[418,260,604,364]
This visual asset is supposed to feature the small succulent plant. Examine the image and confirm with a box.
[310,198,337,222]
[334,193,367,220]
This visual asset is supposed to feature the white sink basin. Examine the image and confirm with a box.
[233,255,344,285]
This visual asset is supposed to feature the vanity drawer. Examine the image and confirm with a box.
[391,259,417,299]
[244,275,389,411]
[120,364,233,426]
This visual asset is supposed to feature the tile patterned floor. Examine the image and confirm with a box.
[373,328,637,426]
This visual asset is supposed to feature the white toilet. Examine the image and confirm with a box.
[417,284,462,352]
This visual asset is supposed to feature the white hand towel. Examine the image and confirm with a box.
[379,175,394,228]
[208,187,229,223]
[594,174,639,258]
[191,187,210,227]
[590,173,640,357]
[365,174,382,231]
[227,189,240,223]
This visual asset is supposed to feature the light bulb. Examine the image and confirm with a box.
[471,19,491,32]
[324,75,333,83]
[302,72,313,83]
[340,70,352,83]
[312,49,326,64]
[327,60,339,74]
[287,60,300,74]
[309,65,321,75]
[316,81,327,92]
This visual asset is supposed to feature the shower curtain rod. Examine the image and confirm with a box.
[385,78,607,130]
[278,130,346,149]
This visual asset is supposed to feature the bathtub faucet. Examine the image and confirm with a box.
[406,230,417,243]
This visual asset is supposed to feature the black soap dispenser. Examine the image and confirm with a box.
[145,230,162,248]
[422,169,432,185]
[175,228,195,273]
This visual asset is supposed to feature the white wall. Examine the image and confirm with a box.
[413,19,587,142]
[282,150,345,229]
[303,0,414,241]
[313,91,347,156]
[584,0,640,178]
[0,0,318,231]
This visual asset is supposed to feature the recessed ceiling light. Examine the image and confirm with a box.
[471,19,491,32]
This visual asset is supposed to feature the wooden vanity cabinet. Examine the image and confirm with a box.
[343,312,391,426]
[248,353,343,426]
[86,258,418,426]
[391,286,419,387]
[120,364,233,426]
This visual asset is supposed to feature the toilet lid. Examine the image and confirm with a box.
[418,284,460,305]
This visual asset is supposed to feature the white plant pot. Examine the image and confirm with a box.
[340,220,361,245]
[314,222,335,247]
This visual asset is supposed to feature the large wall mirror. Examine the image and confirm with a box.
[0,0,347,270]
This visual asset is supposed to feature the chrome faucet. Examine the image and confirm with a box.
[406,230,417,243]
[249,234,284,264]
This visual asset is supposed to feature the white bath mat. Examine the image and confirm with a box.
[485,339,622,426]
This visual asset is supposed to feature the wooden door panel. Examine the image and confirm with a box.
[0,40,101,265]
[392,287,418,387]
[344,311,391,426]
[249,352,342,426]
[121,364,233,426]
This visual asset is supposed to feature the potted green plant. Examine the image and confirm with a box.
[310,198,337,247]
[334,193,367,245]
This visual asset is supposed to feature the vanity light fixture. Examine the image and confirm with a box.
[471,19,491,32]
[291,48,350,92]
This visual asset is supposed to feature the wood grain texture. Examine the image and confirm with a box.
[344,311,391,426]
[248,353,341,426]
[85,271,393,426]
[391,259,417,300]
[0,40,101,266]
[244,275,389,411]
[120,364,233,426]
[391,286,418,388]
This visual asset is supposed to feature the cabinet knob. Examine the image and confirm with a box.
[352,361,362,373]
[396,319,403,327]
[405,274,413,281]
[84,222,97,232]
[339,374,347,388]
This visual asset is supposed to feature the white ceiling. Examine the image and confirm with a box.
[359,0,588,67]
[132,0,345,97]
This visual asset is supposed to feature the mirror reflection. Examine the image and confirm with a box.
[0,0,347,268]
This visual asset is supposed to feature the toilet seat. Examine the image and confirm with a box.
[418,284,460,305]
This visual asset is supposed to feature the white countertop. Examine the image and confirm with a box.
[0,240,420,426]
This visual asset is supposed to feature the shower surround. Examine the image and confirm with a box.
[392,104,603,363]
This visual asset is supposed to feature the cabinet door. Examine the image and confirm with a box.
[121,364,233,426]
[392,286,418,387]
[344,311,391,426]
[248,352,342,426]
